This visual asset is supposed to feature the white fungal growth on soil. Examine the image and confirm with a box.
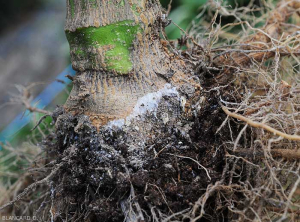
[106,84,180,129]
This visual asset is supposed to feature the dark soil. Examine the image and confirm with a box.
[36,82,238,222]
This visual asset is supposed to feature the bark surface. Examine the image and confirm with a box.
[64,0,198,128]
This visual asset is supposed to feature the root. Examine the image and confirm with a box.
[221,105,300,141]
[232,148,300,160]
[214,0,300,71]
[168,153,211,181]
[0,163,62,211]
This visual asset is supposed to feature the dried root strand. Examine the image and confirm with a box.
[232,148,300,160]
[271,149,300,159]
[221,105,300,141]
[0,163,63,211]
[214,0,300,70]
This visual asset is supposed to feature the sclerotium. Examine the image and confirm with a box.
[64,0,200,129]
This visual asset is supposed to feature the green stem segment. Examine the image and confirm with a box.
[66,20,141,74]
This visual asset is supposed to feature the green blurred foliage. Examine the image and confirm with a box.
[161,0,206,39]
[10,86,71,147]
[11,115,53,147]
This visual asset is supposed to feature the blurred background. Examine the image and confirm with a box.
[0,0,248,146]
[0,0,69,144]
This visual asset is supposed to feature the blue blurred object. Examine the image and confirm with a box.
[0,65,75,147]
